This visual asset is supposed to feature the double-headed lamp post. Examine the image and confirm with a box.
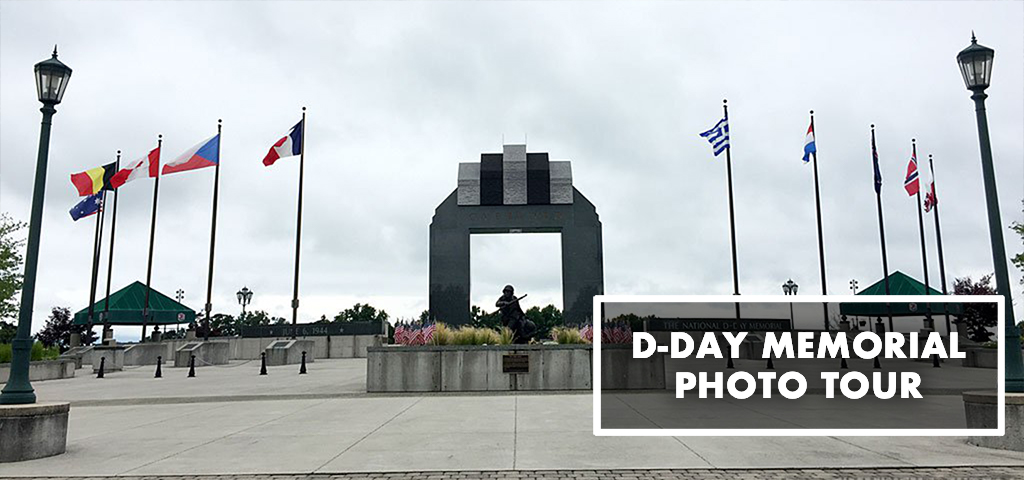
[0,48,72,405]
[783,279,798,327]
[957,34,1024,393]
[237,286,253,316]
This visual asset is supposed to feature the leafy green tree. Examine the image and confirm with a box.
[35,306,96,351]
[525,304,563,340]
[954,275,998,343]
[0,213,27,322]
[333,303,388,323]
[0,320,16,344]
[470,304,501,329]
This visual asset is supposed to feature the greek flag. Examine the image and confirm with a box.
[699,116,730,156]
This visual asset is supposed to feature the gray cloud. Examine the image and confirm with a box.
[1,1,1021,341]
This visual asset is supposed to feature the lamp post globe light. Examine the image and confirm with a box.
[0,48,72,405]
[957,34,1024,393]
[237,286,253,315]
[782,279,797,328]
[849,279,858,295]
[782,279,798,296]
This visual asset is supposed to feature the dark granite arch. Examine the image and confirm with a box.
[428,187,603,325]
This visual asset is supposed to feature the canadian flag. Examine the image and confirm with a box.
[111,146,160,187]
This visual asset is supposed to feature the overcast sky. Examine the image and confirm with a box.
[1,1,1022,341]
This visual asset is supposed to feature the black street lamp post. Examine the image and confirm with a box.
[237,286,253,316]
[783,279,798,327]
[957,34,1024,393]
[0,47,72,405]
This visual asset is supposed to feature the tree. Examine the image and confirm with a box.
[0,320,16,344]
[35,306,96,351]
[525,304,563,340]
[954,275,998,343]
[333,303,388,323]
[0,213,27,322]
[1012,199,1023,294]
[470,304,501,329]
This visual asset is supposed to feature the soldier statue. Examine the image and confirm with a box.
[495,285,536,344]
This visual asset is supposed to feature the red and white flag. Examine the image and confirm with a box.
[903,153,920,196]
[111,146,160,187]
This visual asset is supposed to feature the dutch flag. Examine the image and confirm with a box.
[263,119,304,167]
[803,122,816,163]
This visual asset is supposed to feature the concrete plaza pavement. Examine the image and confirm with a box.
[1,359,1022,477]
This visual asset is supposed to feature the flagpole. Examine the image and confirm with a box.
[928,154,951,333]
[291,108,306,329]
[871,125,894,332]
[722,99,741,321]
[102,151,121,344]
[912,139,934,330]
[87,191,106,338]
[204,120,222,341]
[809,111,829,330]
[143,135,162,342]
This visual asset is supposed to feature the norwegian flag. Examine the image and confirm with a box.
[904,152,920,196]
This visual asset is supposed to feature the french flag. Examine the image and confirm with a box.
[802,122,816,163]
[263,120,303,166]
[163,134,219,175]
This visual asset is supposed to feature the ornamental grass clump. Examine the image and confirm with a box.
[551,326,587,345]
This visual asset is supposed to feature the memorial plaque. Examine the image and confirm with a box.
[502,353,530,374]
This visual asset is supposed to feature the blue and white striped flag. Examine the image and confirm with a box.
[699,116,730,156]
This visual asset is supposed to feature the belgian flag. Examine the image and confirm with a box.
[70,162,118,196]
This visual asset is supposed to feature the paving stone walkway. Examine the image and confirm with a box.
[17,466,1024,480]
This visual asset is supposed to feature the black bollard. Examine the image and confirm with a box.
[766,356,775,370]
[299,351,307,374]
[97,356,106,378]
[840,357,849,369]
[873,356,882,369]
[260,352,267,375]
[932,353,941,368]
[726,356,735,369]
[188,354,196,377]
[155,356,162,378]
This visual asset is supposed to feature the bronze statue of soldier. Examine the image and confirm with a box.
[495,285,536,344]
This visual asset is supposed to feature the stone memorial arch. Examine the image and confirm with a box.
[429,144,604,326]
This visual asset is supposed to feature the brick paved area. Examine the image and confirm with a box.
[16,467,1024,480]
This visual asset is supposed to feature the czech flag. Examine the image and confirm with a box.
[69,193,103,221]
[802,122,816,163]
[904,152,920,196]
[70,162,117,196]
[163,134,219,175]
[263,120,303,166]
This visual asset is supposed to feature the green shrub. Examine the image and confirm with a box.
[0,341,59,363]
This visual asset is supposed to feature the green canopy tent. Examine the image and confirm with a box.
[73,281,196,326]
[839,271,961,317]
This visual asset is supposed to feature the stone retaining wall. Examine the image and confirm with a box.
[962,348,997,369]
[110,334,383,366]
[0,358,76,384]
[367,344,664,393]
